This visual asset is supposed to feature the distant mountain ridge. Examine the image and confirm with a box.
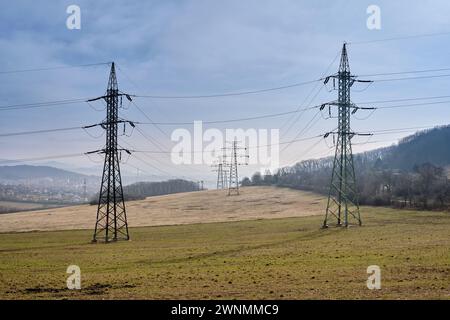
[0,165,92,181]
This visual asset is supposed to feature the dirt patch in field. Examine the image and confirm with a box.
[0,187,326,233]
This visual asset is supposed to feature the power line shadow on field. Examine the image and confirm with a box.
[140,228,340,265]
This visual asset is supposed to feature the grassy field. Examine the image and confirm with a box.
[0,205,449,299]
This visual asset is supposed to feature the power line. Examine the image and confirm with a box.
[376,100,450,110]
[134,125,169,153]
[359,67,450,77]
[132,134,323,154]
[0,62,111,75]
[0,98,88,111]
[1,99,446,139]
[0,125,439,165]
[128,153,173,177]
[281,109,322,152]
[129,100,171,139]
[348,31,450,45]
[0,126,82,137]
[281,50,341,137]
[133,79,322,99]
[357,94,450,105]
[370,73,450,83]
[0,153,85,164]
[137,106,318,125]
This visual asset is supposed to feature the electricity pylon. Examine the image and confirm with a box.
[223,140,249,196]
[221,150,229,189]
[86,62,134,242]
[212,162,225,189]
[212,152,229,190]
[322,43,373,228]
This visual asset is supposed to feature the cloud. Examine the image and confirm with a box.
[1,0,450,178]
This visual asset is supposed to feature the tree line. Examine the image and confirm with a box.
[243,127,450,210]
[89,179,199,204]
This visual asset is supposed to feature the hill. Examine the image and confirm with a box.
[247,126,450,209]
[0,165,93,182]
[0,187,326,233]
[361,125,450,171]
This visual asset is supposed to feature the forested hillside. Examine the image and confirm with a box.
[244,126,450,209]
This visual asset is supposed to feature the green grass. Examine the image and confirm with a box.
[0,206,449,299]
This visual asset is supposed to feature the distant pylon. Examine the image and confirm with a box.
[224,139,248,196]
[221,149,229,189]
[212,154,228,190]
[216,163,224,189]
[87,62,132,242]
[322,43,373,228]
[222,167,229,189]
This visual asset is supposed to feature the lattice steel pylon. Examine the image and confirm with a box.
[323,43,363,228]
[91,62,130,242]
[221,150,229,190]
[223,140,248,196]
[228,140,240,195]
[215,162,225,189]
[212,152,229,190]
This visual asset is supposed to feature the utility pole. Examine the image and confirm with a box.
[322,43,374,228]
[86,62,134,242]
[223,139,249,196]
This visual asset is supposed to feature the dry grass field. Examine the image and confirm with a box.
[0,187,326,233]
[0,186,449,300]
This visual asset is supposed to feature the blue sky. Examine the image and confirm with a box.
[1,0,450,183]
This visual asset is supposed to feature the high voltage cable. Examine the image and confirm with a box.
[0,153,85,164]
[133,79,322,99]
[348,31,450,45]
[128,153,173,177]
[281,50,341,138]
[134,125,169,153]
[359,67,450,77]
[370,73,450,82]
[281,109,322,152]
[0,125,441,164]
[1,102,444,138]
[4,66,450,112]
[0,126,82,137]
[132,134,324,154]
[375,100,450,109]
[137,107,317,125]
[0,98,88,111]
[357,94,450,105]
[129,100,171,139]
[0,62,111,75]
[0,106,321,138]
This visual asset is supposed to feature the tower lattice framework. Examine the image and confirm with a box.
[92,62,130,242]
[228,140,240,195]
[323,44,362,228]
